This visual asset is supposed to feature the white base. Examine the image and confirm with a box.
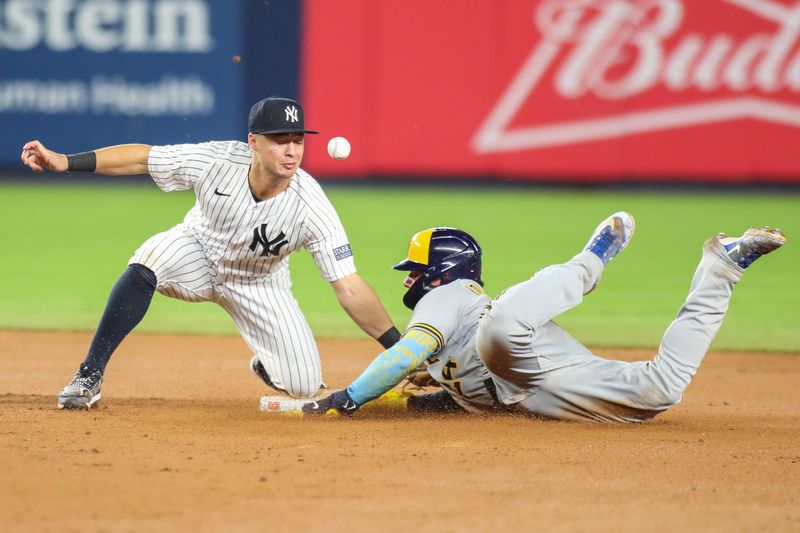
[259,395,308,413]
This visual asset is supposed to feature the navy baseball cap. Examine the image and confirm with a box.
[248,96,318,135]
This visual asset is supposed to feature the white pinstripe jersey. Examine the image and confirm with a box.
[147,141,356,283]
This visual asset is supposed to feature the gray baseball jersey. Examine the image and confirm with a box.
[406,279,496,413]
[416,247,744,423]
[130,141,356,398]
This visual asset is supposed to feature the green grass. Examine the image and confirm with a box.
[1,183,798,352]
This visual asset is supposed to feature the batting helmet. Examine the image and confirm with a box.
[393,227,483,309]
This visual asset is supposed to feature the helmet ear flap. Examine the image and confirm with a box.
[402,275,428,310]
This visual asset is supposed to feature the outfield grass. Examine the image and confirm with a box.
[1,182,798,352]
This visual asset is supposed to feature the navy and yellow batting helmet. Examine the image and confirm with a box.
[393,227,483,309]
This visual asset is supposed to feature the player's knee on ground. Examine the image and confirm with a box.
[629,367,685,411]
[284,381,323,400]
[261,365,322,399]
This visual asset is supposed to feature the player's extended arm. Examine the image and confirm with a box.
[302,329,439,416]
[331,273,400,347]
[21,140,151,176]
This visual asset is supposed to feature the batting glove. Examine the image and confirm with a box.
[302,389,360,416]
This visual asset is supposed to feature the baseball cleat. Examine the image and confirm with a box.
[584,211,636,264]
[57,364,103,410]
[716,227,786,268]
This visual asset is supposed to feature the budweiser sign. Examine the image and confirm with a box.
[302,0,800,180]
[474,0,800,152]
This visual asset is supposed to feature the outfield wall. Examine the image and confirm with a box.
[300,0,800,183]
[3,0,800,184]
[0,0,298,164]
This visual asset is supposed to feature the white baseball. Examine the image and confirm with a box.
[327,137,351,160]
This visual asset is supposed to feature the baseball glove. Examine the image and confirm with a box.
[401,364,440,390]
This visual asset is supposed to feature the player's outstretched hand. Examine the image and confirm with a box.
[21,140,68,174]
[302,389,360,416]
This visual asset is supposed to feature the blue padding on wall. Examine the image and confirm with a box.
[1,0,300,171]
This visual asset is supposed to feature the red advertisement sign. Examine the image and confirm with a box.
[301,0,800,182]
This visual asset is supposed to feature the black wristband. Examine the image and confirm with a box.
[66,151,97,172]
[377,326,401,349]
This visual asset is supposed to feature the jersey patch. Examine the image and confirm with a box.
[465,282,484,296]
[333,244,353,260]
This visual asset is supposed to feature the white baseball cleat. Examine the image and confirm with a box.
[716,227,786,268]
[584,211,636,264]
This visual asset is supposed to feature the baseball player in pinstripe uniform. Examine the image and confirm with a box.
[304,212,786,422]
[21,96,401,409]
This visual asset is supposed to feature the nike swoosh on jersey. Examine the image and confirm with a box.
[214,187,231,197]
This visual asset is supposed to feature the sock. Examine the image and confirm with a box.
[82,264,157,374]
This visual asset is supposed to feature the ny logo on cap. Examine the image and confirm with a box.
[285,105,298,123]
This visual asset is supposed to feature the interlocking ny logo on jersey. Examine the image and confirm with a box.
[249,225,289,257]
[285,105,298,122]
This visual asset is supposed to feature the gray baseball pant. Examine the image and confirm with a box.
[476,241,743,423]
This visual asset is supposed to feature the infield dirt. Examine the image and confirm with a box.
[1,330,798,532]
